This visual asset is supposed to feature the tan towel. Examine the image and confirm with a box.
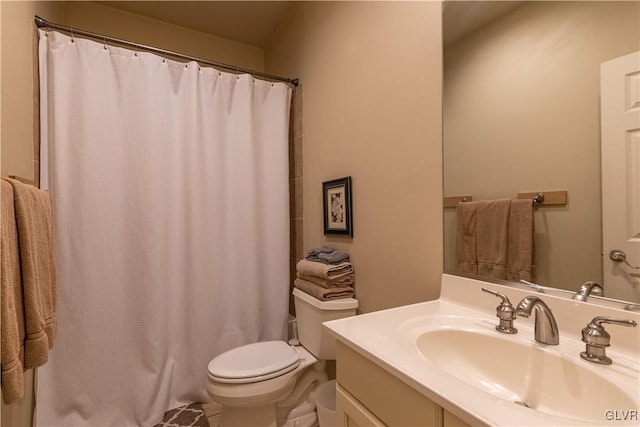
[506,199,535,281]
[294,278,355,301]
[1,180,26,404]
[297,273,355,289]
[476,199,510,279]
[456,201,478,275]
[5,178,57,369]
[295,259,353,279]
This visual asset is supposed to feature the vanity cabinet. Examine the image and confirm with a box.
[335,341,471,427]
[442,409,472,427]
[336,385,385,427]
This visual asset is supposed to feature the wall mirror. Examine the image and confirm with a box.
[442,1,640,304]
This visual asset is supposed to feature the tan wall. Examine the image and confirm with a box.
[443,1,639,290]
[265,1,443,313]
[2,0,444,419]
[1,1,66,181]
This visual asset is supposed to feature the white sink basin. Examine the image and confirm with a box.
[324,275,640,427]
[414,325,639,424]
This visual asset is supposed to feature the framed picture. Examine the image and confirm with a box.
[323,176,353,237]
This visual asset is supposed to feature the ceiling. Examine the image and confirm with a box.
[101,1,523,49]
[99,1,299,48]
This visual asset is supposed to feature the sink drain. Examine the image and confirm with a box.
[514,401,531,408]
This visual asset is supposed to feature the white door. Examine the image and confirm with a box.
[601,51,640,303]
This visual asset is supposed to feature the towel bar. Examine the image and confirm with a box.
[444,190,568,208]
[7,175,37,186]
[443,195,472,208]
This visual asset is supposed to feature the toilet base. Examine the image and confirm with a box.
[218,400,318,427]
[219,404,278,427]
[281,411,316,427]
[212,359,328,427]
[278,386,319,427]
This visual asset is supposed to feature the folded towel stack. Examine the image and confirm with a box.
[295,247,355,301]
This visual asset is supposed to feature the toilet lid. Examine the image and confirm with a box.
[208,340,300,383]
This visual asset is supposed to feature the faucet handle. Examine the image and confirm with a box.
[580,316,638,365]
[482,287,517,334]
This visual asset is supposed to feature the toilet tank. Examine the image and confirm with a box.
[293,288,358,360]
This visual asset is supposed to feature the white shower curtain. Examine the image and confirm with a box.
[36,30,291,426]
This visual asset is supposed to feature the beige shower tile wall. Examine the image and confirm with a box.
[289,85,303,314]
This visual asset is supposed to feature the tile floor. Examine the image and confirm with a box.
[153,401,222,427]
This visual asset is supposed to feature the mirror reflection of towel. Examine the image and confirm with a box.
[456,199,534,281]
[456,201,478,275]
[506,199,535,282]
[476,199,510,278]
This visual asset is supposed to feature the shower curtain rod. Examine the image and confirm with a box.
[34,16,300,87]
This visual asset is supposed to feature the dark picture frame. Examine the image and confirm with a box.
[322,176,353,237]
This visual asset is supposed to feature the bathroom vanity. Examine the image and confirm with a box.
[334,341,468,426]
[324,274,640,427]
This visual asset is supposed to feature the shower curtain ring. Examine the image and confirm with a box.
[103,36,108,50]
[70,27,75,43]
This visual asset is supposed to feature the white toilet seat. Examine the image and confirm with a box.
[207,345,318,408]
[206,291,358,426]
[208,341,301,384]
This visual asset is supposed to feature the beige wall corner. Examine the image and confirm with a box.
[1,1,66,180]
[64,2,264,71]
[266,1,444,313]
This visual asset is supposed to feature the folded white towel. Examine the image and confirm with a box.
[296,259,353,279]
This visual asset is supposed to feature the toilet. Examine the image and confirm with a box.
[206,288,358,427]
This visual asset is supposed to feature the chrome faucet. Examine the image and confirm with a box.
[515,296,559,345]
[573,281,604,302]
[580,316,637,365]
[481,287,517,334]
